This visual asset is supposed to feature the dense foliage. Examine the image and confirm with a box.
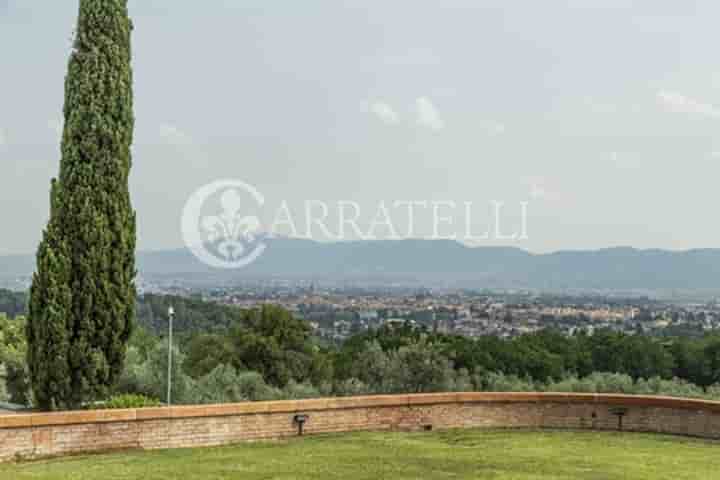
[6,292,720,408]
[0,314,30,404]
[0,290,27,319]
[0,291,245,337]
[91,393,161,409]
[112,307,720,405]
[115,304,328,405]
[137,294,246,334]
[27,0,136,410]
[335,325,672,385]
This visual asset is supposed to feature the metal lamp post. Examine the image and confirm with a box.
[167,305,175,407]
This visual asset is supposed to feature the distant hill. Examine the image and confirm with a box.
[3,239,720,291]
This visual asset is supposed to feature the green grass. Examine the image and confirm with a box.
[1,429,718,480]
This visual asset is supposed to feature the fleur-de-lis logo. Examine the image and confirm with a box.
[182,179,267,269]
[201,189,261,261]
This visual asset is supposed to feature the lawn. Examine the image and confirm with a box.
[1,429,718,480]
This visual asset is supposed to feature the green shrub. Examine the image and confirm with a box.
[332,378,371,397]
[190,364,247,404]
[94,394,161,409]
[282,380,321,399]
[235,370,281,401]
[122,342,196,405]
[479,372,537,392]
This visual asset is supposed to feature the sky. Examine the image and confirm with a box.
[1,0,720,255]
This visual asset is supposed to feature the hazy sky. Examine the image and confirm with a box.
[2,0,720,255]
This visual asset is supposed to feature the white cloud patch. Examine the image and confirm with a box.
[369,102,400,125]
[415,97,445,130]
[657,91,720,118]
[160,124,192,145]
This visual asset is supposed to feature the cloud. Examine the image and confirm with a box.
[415,97,445,130]
[0,128,6,147]
[368,102,400,125]
[657,91,720,118]
[160,124,192,145]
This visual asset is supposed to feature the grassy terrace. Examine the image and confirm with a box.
[1,429,718,479]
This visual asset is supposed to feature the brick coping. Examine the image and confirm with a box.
[1,392,719,429]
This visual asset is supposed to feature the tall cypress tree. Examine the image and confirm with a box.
[28,0,136,410]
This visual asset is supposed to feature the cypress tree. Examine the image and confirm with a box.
[28,0,136,410]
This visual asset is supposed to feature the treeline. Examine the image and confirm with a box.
[0,290,245,334]
[118,310,720,405]
[332,324,720,391]
[115,304,329,404]
[4,294,720,407]
[136,294,247,334]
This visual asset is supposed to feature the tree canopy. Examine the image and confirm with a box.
[27,0,136,410]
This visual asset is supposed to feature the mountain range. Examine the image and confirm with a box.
[3,238,720,292]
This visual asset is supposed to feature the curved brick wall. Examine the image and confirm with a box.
[2,392,720,461]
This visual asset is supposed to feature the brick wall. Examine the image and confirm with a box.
[2,393,720,461]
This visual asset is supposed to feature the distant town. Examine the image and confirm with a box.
[3,269,719,342]
[123,277,720,342]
